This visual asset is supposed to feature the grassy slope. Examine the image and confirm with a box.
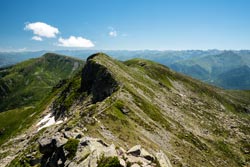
[75,54,250,167]
[0,53,84,145]
[42,53,250,166]
[4,53,250,167]
[0,53,84,111]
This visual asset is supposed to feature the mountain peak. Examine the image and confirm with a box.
[86,52,110,61]
[81,53,119,103]
[1,53,250,167]
[42,52,65,58]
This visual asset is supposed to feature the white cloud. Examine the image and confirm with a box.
[57,36,94,47]
[109,30,117,37]
[18,48,27,51]
[32,36,43,41]
[25,22,59,38]
[108,27,118,37]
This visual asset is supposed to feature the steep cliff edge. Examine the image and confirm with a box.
[81,53,119,103]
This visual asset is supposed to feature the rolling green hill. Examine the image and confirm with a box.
[0,53,84,146]
[0,53,84,112]
[1,53,249,167]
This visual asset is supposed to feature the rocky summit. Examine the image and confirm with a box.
[0,53,249,167]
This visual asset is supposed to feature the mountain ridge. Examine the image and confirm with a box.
[0,53,249,167]
[0,53,84,146]
[1,50,250,89]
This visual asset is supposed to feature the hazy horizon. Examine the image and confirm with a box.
[2,49,250,53]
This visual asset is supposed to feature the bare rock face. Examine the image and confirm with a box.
[81,53,119,103]
[38,138,66,167]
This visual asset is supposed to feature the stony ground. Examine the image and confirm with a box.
[0,53,249,167]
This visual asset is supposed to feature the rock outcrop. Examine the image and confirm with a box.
[3,53,250,167]
[81,53,119,103]
[34,135,170,167]
[66,137,168,167]
[38,138,66,167]
[156,150,172,167]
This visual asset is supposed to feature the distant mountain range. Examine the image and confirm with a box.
[1,53,249,167]
[1,50,250,89]
[169,51,250,89]
[0,50,221,67]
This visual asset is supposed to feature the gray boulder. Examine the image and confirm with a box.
[141,148,154,161]
[156,150,172,167]
[127,145,141,156]
[127,145,154,161]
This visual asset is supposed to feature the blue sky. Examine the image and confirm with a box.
[0,0,250,51]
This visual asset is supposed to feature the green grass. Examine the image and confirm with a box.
[124,59,173,89]
[64,138,80,160]
[8,156,31,167]
[3,52,250,167]
[0,53,84,112]
[177,131,209,151]
[128,89,171,131]
[0,88,58,146]
[113,100,125,111]
[52,71,84,119]
[91,53,249,167]
[0,107,34,145]
[212,140,245,166]
[0,53,84,145]
[97,154,122,167]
